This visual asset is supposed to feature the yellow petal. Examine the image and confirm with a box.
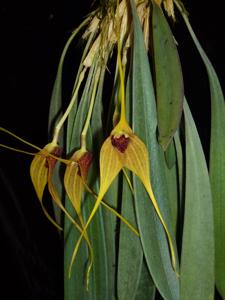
[64,150,93,221]
[30,142,63,230]
[124,134,177,271]
[99,137,123,196]
[30,147,49,200]
[63,150,94,287]
[64,161,83,215]
[83,178,139,236]
[69,137,123,271]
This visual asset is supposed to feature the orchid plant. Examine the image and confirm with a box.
[1,0,224,299]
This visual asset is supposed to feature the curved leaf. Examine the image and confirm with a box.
[117,171,143,300]
[48,20,90,226]
[135,260,156,300]
[129,0,179,299]
[181,100,214,299]
[176,8,225,296]
[65,62,108,299]
[152,2,184,151]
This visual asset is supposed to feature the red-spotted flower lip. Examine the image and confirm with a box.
[77,152,93,179]
[45,146,63,169]
[111,134,130,153]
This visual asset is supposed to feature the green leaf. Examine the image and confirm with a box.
[177,9,225,297]
[164,139,176,169]
[117,171,143,300]
[86,69,109,299]
[129,1,179,299]
[163,145,178,235]
[101,69,120,298]
[181,100,214,300]
[102,179,119,298]
[64,217,90,300]
[117,66,141,300]
[174,131,184,210]
[67,62,97,151]
[135,260,156,300]
[83,130,109,300]
[48,26,83,226]
[65,61,108,299]
[152,2,184,151]
[48,20,89,139]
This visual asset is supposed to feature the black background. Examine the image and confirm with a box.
[0,1,224,299]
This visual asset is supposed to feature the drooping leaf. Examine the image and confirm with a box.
[135,259,156,300]
[152,2,184,151]
[180,100,214,300]
[64,63,98,300]
[82,130,109,299]
[176,7,225,296]
[65,59,109,298]
[174,131,184,209]
[164,138,176,169]
[117,170,143,300]
[48,20,90,226]
[48,18,91,138]
[67,62,97,150]
[93,69,118,298]
[129,0,179,299]
[163,147,178,235]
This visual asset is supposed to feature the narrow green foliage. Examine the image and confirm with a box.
[152,2,184,151]
[130,1,179,299]
[64,63,96,299]
[117,171,142,300]
[163,148,178,235]
[164,138,176,169]
[174,132,183,208]
[83,132,109,299]
[181,100,214,300]
[48,26,84,225]
[135,260,156,300]
[176,8,225,297]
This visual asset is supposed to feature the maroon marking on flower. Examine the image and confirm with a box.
[111,135,130,153]
[78,152,93,179]
[46,147,62,169]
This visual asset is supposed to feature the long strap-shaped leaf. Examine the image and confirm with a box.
[116,68,144,300]
[175,2,225,296]
[82,130,109,300]
[134,260,156,300]
[48,19,90,225]
[129,0,179,299]
[64,62,97,300]
[152,2,184,151]
[181,100,214,300]
[117,170,143,300]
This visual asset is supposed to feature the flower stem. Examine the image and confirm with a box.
[117,31,126,124]
[52,68,86,144]
[80,66,101,151]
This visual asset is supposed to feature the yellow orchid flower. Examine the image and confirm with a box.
[0,126,139,286]
[64,149,94,284]
[0,127,85,231]
[70,24,177,273]
[64,148,140,280]
[70,118,177,272]
[30,141,64,230]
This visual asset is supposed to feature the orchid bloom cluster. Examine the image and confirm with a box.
[0,0,179,288]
